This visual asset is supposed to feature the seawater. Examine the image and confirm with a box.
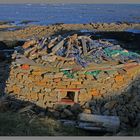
[0,4,139,25]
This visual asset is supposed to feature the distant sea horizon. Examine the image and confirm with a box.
[0,3,139,25]
[0,0,140,4]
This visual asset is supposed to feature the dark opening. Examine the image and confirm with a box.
[61,91,75,102]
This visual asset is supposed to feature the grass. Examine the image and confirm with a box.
[0,111,89,136]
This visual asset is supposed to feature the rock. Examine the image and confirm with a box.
[22,40,36,49]
[102,110,110,115]
[120,116,129,123]
[104,101,118,110]
[0,52,6,61]
[42,55,57,62]
[63,109,73,117]
[116,131,130,136]
[53,104,65,112]
[59,120,76,127]
[117,69,126,75]
[18,105,33,113]
[83,101,90,108]
[120,122,129,130]
[0,100,9,112]
[45,88,52,92]
[83,109,92,114]
[71,103,82,113]
[60,112,67,119]
[38,111,46,117]
[53,111,60,118]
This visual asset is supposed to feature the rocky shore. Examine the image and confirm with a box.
[0,22,140,40]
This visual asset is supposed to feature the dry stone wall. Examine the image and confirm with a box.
[5,63,140,109]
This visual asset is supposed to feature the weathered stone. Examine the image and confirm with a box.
[63,109,73,117]
[44,88,52,92]
[83,108,92,114]
[71,103,82,113]
[120,116,129,123]
[52,111,60,118]
[116,131,130,136]
[115,75,124,83]
[60,112,67,119]
[103,110,110,115]
[22,40,36,49]
[104,101,118,110]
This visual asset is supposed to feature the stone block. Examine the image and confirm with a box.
[71,81,81,85]
[30,92,39,101]
[16,73,23,79]
[12,85,21,94]
[67,85,76,89]
[53,78,62,83]
[115,75,124,83]
[35,81,47,86]
[89,89,101,97]
[38,93,45,100]
[32,71,45,76]
[53,72,64,78]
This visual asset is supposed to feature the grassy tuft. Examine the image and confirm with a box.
[0,111,89,136]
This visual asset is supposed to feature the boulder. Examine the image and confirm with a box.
[63,109,73,117]
[83,109,92,114]
[104,101,118,110]
[71,103,82,114]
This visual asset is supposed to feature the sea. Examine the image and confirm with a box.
[0,3,139,25]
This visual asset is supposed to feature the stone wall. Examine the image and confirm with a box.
[5,62,140,109]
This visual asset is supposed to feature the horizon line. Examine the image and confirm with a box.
[0,2,140,4]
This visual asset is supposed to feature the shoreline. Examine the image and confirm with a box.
[0,22,140,40]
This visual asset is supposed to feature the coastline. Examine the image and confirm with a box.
[0,22,140,40]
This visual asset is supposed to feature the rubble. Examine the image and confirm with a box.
[12,34,140,68]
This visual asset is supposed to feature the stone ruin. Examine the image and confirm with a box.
[4,33,140,110]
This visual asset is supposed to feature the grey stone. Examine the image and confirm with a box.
[53,111,60,118]
[63,109,73,117]
[71,103,82,113]
[83,108,92,114]
[104,101,118,110]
